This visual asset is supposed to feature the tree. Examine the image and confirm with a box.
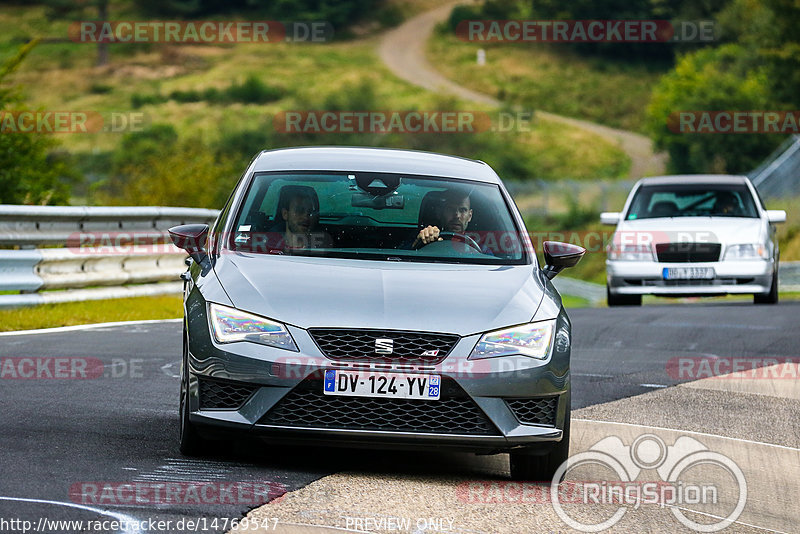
[44,0,109,66]
[647,44,780,173]
[0,40,77,205]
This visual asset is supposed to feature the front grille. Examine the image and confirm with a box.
[506,397,558,427]
[198,378,257,410]
[656,243,721,263]
[308,329,459,365]
[260,378,499,435]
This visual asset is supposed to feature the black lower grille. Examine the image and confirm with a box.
[198,378,257,410]
[506,397,558,427]
[656,243,721,263]
[260,378,499,435]
[308,329,459,365]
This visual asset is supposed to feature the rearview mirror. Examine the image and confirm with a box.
[169,224,210,265]
[351,192,405,209]
[542,241,585,280]
[766,210,786,224]
[600,212,621,226]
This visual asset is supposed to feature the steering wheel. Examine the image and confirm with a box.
[416,231,482,253]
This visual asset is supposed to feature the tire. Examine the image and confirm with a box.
[179,328,210,456]
[510,410,571,482]
[754,273,778,304]
[606,286,642,307]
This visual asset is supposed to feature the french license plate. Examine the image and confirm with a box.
[323,370,440,400]
[663,267,715,280]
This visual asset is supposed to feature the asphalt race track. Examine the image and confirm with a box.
[1,302,797,533]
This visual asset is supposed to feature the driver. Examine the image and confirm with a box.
[412,189,473,248]
[713,191,740,216]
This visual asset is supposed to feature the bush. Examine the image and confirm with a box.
[131,93,166,108]
[224,75,284,104]
[97,124,235,208]
[131,76,283,108]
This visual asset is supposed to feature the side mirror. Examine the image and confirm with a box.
[766,210,786,224]
[169,224,210,265]
[542,241,585,280]
[600,212,621,226]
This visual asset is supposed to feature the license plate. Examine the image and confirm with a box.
[663,267,715,280]
[323,370,440,400]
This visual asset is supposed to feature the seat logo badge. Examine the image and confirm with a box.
[375,338,394,354]
[421,349,439,357]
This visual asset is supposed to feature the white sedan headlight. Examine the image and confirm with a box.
[607,243,654,261]
[724,244,768,261]
[209,303,298,351]
[470,320,555,360]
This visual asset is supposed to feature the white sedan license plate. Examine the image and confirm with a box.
[663,267,715,280]
[323,370,440,400]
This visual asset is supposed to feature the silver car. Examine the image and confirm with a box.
[603,175,786,306]
[169,147,585,480]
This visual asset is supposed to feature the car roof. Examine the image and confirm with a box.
[636,174,751,187]
[251,146,500,183]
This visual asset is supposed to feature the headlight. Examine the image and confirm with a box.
[469,320,555,360]
[209,303,298,351]
[724,244,768,260]
[607,243,654,261]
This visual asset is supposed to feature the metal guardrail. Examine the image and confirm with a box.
[0,205,220,247]
[0,205,219,309]
[749,135,800,199]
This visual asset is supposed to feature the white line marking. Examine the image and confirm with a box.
[0,318,181,337]
[574,418,800,452]
[573,373,614,378]
[664,503,789,534]
[639,383,668,388]
[0,495,142,534]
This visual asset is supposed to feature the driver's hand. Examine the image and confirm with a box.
[414,225,442,246]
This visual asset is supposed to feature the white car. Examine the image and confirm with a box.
[602,175,786,306]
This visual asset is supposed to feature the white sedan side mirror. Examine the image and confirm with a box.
[766,210,786,223]
[600,212,621,226]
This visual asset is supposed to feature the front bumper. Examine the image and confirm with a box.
[184,291,571,454]
[607,259,774,296]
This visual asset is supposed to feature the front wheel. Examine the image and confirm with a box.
[607,286,642,307]
[179,328,210,456]
[510,412,570,482]
[754,273,778,304]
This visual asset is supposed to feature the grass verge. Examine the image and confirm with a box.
[427,30,667,133]
[0,295,182,332]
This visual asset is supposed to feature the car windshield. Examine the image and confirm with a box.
[227,171,527,265]
[625,184,759,220]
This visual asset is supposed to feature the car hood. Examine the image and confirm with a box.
[212,253,545,335]
[616,217,763,245]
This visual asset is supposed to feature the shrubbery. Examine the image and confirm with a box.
[131,75,284,109]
